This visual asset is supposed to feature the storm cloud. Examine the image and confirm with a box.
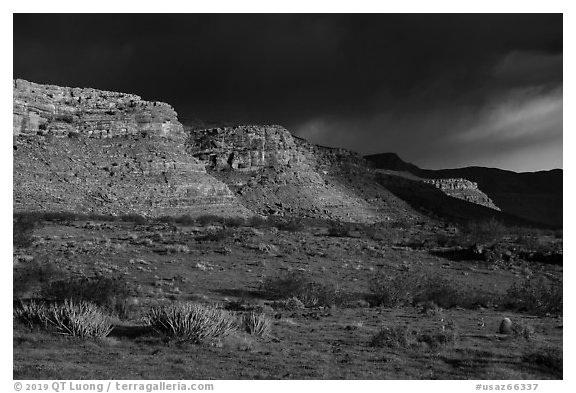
[13,14,563,171]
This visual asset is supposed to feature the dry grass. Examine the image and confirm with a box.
[14,300,113,338]
[147,302,237,343]
[241,311,272,337]
[48,300,114,338]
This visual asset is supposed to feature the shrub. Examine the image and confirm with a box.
[418,325,459,349]
[274,218,304,232]
[197,228,234,242]
[120,213,148,225]
[13,215,38,248]
[196,215,223,226]
[370,325,415,348]
[174,214,195,225]
[413,275,461,309]
[511,321,536,341]
[523,347,563,375]
[241,311,271,337]
[48,299,113,338]
[370,323,458,349]
[503,277,562,315]
[271,296,305,310]
[223,217,245,227]
[13,300,51,328]
[147,303,237,343]
[366,272,421,307]
[41,275,133,317]
[296,281,342,307]
[461,217,507,245]
[246,215,267,228]
[261,273,342,307]
[327,222,353,237]
[13,258,63,298]
[262,272,307,300]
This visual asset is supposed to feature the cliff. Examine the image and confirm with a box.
[186,125,418,223]
[13,79,250,217]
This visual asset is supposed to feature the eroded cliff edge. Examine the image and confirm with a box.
[13,79,250,217]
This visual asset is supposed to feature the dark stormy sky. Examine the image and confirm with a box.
[13,14,563,172]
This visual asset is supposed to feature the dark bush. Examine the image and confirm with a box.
[523,347,563,376]
[261,272,343,307]
[197,228,234,242]
[13,216,37,248]
[196,214,223,226]
[120,213,148,225]
[461,217,507,245]
[13,258,63,298]
[370,325,415,348]
[366,272,422,307]
[327,222,353,237]
[274,218,304,232]
[246,215,268,228]
[413,275,461,309]
[502,277,562,315]
[370,323,458,349]
[174,214,195,225]
[262,272,307,300]
[223,217,245,227]
[41,275,133,318]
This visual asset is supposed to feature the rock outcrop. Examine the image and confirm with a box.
[186,125,419,223]
[13,79,185,140]
[422,178,500,210]
[13,79,250,217]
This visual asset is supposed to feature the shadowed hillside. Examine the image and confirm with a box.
[366,153,562,227]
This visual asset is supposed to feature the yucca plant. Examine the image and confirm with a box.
[241,311,271,337]
[47,299,114,338]
[13,300,51,328]
[147,303,237,343]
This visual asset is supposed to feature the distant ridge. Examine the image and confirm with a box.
[365,153,563,227]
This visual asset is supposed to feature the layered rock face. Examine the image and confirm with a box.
[422,178,500,210]
[13,80,250,217]
[188,125,305,170]
[13,79,185,140]
[186,125,420,223]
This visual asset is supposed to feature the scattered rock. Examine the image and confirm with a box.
[499,317,513,334]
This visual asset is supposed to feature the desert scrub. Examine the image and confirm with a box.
[503,277,562,315]
[413,275,461,309]
[522,347,563,376]
[41,275,133,317]
[13,214,38,248]
[511,321,536,341]
[241,311,271,337]
[460,217,507,245]
[13,300,51,328]
[370,322,458,350]
[196,228,235,242]
[262,273,342,307]
[196,214,224,226]
[370,325,416,348]
[327,221,353,237]
[147,303,237,343]
[366,271,421,307]
[48,299,114,338]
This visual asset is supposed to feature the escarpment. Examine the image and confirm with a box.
[13,79,185,140]
[422,178,500,210]
[14,79,557,226]
[186,125,419,222]
[13,79,250,217]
